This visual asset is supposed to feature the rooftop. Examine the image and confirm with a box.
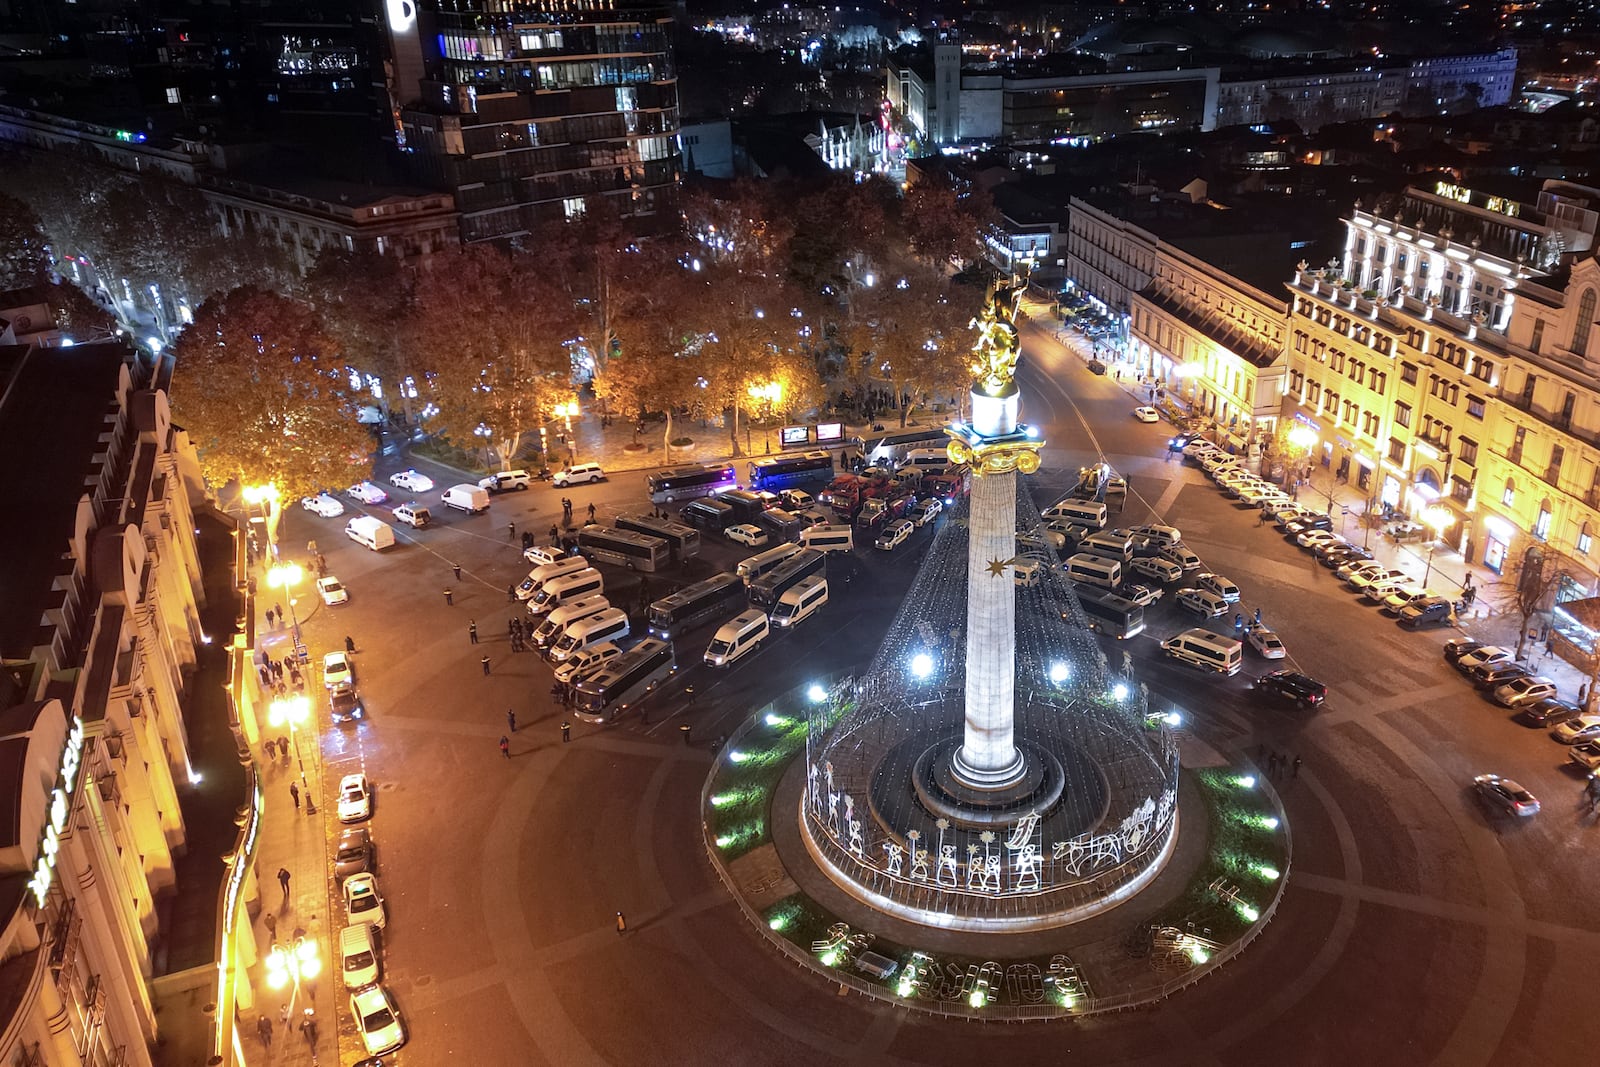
[0,342,142,659]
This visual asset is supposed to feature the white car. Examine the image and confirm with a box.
[1247,626,1286,659]
[1130,556,1183,583]
[779,489,814,510]
[389,468,434,493]
[317,576,349,606]
[1493,676,1558,708]
[552,642,623,685]
[347,481,390,505]
[1348,567,1408,592]
[1195,572,1241,602]
[725,523,769,547]
[323,650,354,688]
[1379,586,1430,615]
[1552,714,1600,744]
[350,984,406,1055]
[875,519,915,551]
[1456,645,1514,674]
[913,498,943,526]
[1296,529,1341,549]
[1133,406,1160,423]
[553,462,605,487]
[343,872,387,929]
[1175,588,1230,618]
[337,773,372,823]
[301,493,346,518]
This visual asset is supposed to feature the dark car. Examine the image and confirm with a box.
[335,826,374,879]
[1087,360,1108,375]
[330,684,365,724]
[1255,670,1328,708]
[1472,774,1540,818]
[1442,637,1484,666]
[1517,696,1583,728]
[1318,543,1373,568]
[1470,661,1531,690]
[1284,514,1333,537]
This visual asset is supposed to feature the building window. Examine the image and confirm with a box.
[563,197,586,219]
[1503,479,1516,507]
[1467,396,1485,419]
[1581,523,1593,556]
[1389,437,1406,463]
[1573,288,1597,355]
[1535,504,1552,541]
[1395,402,1412,428]
[1530,319,1545,354]
[166,86,181,104]
[1458,438,1478,465]
[1401,362,1418,385]
[1548,444,1565,486]
[1451,476,1473,503]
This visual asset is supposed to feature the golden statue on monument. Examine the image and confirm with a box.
[969,278,1025,397]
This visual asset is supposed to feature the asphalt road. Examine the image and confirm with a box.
[282,334,1594,1067]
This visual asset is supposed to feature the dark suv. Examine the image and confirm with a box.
[1255,670,1328,708]
[1518,697,1583,728]
[330,684,365,724]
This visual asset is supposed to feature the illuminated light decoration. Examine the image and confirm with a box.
[764,713,790,728]
[715,834,735,848]
[727,750,750,764]
[1235,775,1257,789]
[910,652,933,679]
[28,716,86,907]
[710,793,735,808]
[1236,902,1260,922]
[769,915,788,930]
[807,684,827,703]
[1112,682,1130,701]
[1260,816,1280,831]
[1163,711,1182,727]
[1255,864,1281,881]
[386,0,417,32]
[1048,662,1069,684]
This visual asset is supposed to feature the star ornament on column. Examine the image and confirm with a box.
[986,556,1018,577]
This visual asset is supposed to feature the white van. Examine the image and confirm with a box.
[737,543,802,582]
[1064,553,1122,589]
[705,609,769,667]
[898,448,950,472]
[340,922,379,990]
[344,515,395,551]
[549,608,632,663]
[1129,523,1182,548]
[801,524,855,553]
[441,483,491,514]
[531,594,611,647]
[391,502,431,528]
[523,544,564,567]
[1080,530,1133,562]
[1042,499,1107,530]
[527,568,605,616]
[1012,558,1044,587]
[515,556,590,600]
[771,576,828,628]
[1160,628,1243,675]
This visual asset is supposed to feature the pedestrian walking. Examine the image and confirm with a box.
[1254,608,1263,626]
[277,867,291,900]
[279,1003,290,1033]
[444,588,454,606]
[1233,613,1244,635]
[508,521,516,540]
[274,602,283,622]
[277,737,290,766]
[299,1008,318,1048]
[1292,755,1303,778]
[289,782,301,810]
[469,620,479,644]
[257,1014,274,1048]
[265,608,275,627]
[616,911,627,934]
[549,523,560,543]
[481,655,492,676]
[1267,752,1280,778]
[344,634,355,653]
[587,502,596,523]
[507,583,516,602]
[453,563,462,580]
[499,735,510,758]
[507,709,517,733]
[258,665,270,687]
[561,721,571,743]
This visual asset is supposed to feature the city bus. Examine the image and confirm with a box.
[614,513,701,563]
[647,572,746,640]
[572,638,676,723]
[576,526,671,573]
[1073,587,1146,639]
[864,427,951,467]
[746,548,826,608]
[645,463,738,504]
[747,451,835,493]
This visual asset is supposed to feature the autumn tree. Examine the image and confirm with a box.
[0,192,50,289]
[1495,543,1584,660]
[308,250,419,422]
[902,171,997,270]
[170,286,372,499]
[46,282,120,342]
[411,243,582,468]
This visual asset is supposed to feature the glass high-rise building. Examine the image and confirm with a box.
[392,0,681,242]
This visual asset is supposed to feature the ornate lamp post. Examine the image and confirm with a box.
[267,562,304,645]
[265,934,322,1044]
[1421,505,1455,587]
[241,483,281,559]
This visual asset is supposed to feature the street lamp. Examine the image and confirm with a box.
[241,484,281,559]
[267,562,304,645]
[1420,505,1455,587]
[552,400,579,463]
[746,381,783,453]
[268,693,314,788]
[265,934,321,1041]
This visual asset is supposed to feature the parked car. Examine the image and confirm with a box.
[1454,645,1513,674]
[334,826,374,879]
[1398,595,1456,628]
[347,481,390,505]
[350,984,406,1055]
[1133,406,1160,423]
[1247,626,1286,659]
[301,493,346,518]
[1379,586,1430,615]
[1195,572,1241,602]
[779,489,814,511]
[388,468,434,493]
[1473,774,1540,817]
[1348,567,1409,593]
[329,684,365,724]
[1492,676,1558,708]
[875,519,916,551]
[324,650,354,688]
[343,872,387,929]
[1159,544,1203,572]
[1284,514,1333,536]
[338,773,372,822]
[1442,637,1485,665]
[1118,583,1164,607]
[479,469,531,492]
[1519,696,1583,728]
[552,462,606,487]
[1470,661,1531,690]
[912,498,943,526]
[552,642,622,685]
[1297,529,1343,550]
[317,577,349,606]
[1552,714,1600,744]
[1319,544,1372,568]
[725,524,768,548]
[1361,576,1415,603]
[1254,670,1327,708]
[1567,741,1600,770]
[1130,556,1183,583]
[1175,588,1230,618]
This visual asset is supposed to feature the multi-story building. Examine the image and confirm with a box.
[0,339,214,1067]
[1282,180,1600,580]
[395,0,682,242]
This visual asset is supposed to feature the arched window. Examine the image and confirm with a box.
[1573,288,1597,355]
